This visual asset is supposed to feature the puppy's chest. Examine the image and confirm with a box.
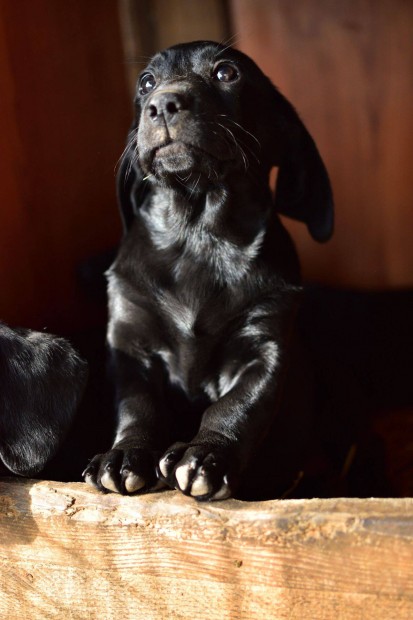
[141,224,258,339]
[156,278,232,342]
[143,201,264,286]
[116,214,267,393]
[149,284,225,397]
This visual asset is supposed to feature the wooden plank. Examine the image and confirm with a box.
[1,479,413,619]
[119,0,230,97]
[152,0,229,51]
[0,1,129,330]
[230,0,413,289]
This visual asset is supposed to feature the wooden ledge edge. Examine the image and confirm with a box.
[1,476,413,529]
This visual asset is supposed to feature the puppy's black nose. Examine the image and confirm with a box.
[147,91,189,124]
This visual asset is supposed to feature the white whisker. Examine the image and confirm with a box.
[216,122,250,171]
[114,132,137,175]
[217,115,261,148]
[215,34,242,57]
[189,173,202,199]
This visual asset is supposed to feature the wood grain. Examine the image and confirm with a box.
[1,478,412,619]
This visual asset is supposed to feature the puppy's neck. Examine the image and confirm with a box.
[144,174,271,251]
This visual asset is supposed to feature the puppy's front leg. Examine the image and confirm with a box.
[159,336,284,501]
[84,348,168,495]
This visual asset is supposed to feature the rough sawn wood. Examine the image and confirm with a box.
[0,478,412,619]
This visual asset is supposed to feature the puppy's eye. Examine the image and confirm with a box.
[213,63,239,83]
[139,73,156,96]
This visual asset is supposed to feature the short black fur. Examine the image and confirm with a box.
[0,323,88,477]
[83,41,334,500]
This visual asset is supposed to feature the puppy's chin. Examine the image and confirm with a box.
[148,142,226,191]
[154,142,198,170]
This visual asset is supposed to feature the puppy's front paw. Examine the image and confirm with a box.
[83,447,165,495]
[158,443,234,501]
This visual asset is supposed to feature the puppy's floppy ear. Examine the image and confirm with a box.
[116,120,150,233]
[270,90,334,243]
[0,324,88,477]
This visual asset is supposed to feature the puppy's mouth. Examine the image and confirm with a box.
[151,141,218,174]
[153,141,200,171]
[144,139,236,186]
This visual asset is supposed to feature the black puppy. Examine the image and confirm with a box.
[0,322,87,477]
[83,41,333,500]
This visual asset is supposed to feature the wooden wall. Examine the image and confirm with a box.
[1,1,412,332]
[230,0,413,288]
[0,0,229,332]
[0,1,130,331]
[119,0,229,97]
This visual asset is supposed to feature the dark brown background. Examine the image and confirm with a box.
[1,0,412,327]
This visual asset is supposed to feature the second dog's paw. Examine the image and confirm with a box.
[158,442,234,501]
[83,447,165,495]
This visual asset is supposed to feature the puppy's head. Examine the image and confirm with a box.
[118,41,333,242]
